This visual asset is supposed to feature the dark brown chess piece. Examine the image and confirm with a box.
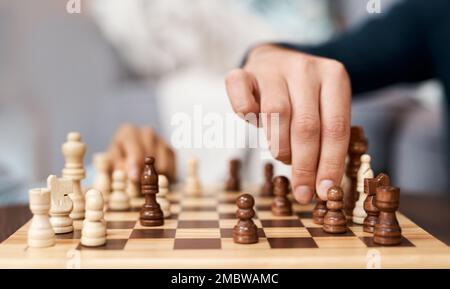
[233,194,258,244]
[225,159,241,191]
[344,126,368,216]
[323,186,347,234]
[271,176,292,216]
[373,185,402,246]
[363,173,390,233]
[313,194,327,225]
[260,163,274,196]
[139,156,164,227]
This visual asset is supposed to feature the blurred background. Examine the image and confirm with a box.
[0,0,448,205]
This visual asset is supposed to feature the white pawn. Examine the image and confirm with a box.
[62,132,86,220]
[353,154,374,224]
[127,179,140,198]
[28,188,55,248]
[185,158,201,196]
[92,153,112,199]
[158,174,171,218]
[47,175,73,234]
[109,170,130,210]
[81,189,106,247]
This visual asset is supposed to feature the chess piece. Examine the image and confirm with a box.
[81,189,106,247]
[109,170,130,211]
[62,132,87,220]
[158,174,171,218]
[260,163,274,196]
[233,194,258,244]
[313,194,327,225]
[340,156,351,218]
[225,159,241,191]
[271,176,292,216]
[345,126,367,216]
[28,188,55,248]
[352,154,374,224]
[167,147,177,184]
[323,186,347,234]
[373,185,402,246]
[127,179,141,198]
[363,173,390,233]
[47,175,73,234]
[185,157,202,196]
[140,156,164,226]
[92,153,112,199]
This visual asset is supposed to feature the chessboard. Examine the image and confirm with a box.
[0,185,449,269]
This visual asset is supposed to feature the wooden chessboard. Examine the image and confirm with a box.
[1,185,449,269]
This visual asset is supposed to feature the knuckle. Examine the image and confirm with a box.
[234,101,254,115]
[292,166,316,179]
[323,59,348,79]
[263,101,290,117]
[225,69,246,87]
[323,116,349,141]
[292,114,320,141]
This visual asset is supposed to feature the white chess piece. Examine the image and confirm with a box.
[158,174,171,218]
[47,175,73,234]
[353,154,374,224]
[127,179,140,198]
[81,189,106,247]
[62,132,86,220]
[92,153,112,199]
[28,188,55,248]
[185,158,201,196]
[109,170,130,210]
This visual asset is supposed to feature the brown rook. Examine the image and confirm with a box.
[373,185,402,246]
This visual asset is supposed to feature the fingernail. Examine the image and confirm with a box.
[318,179,334,200]
[294,186,312,204]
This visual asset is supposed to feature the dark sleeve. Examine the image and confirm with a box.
[275,0,443,95]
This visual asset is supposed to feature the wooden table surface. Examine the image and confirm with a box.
[1,195,449,246]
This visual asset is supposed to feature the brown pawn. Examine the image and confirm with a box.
[373,185,402,246]
[139,156,164,227]
[225,159,241,191]
[323,186,347,234]
[271,176,292,216]
[313,194,327,225]
[345,126,368,216]
[260,163,274,196]
[363,173,390,233]
[233,194,258,244]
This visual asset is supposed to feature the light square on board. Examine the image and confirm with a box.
[125,239,174,251]
[178,211,219,220]
[263,227,311,238]
[181,197,217,207]
[257,211,299,220]
[313,237,367,248]
[105,211,139,221]
[175,228,221,239]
